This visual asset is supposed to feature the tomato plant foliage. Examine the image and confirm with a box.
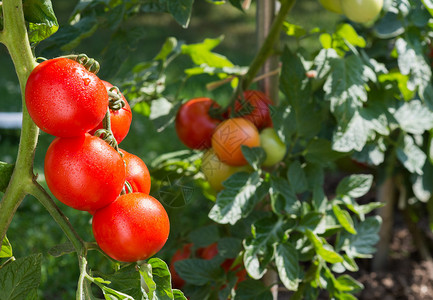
[3,0,433,299]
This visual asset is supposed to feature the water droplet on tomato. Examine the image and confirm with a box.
[83,78,91,86]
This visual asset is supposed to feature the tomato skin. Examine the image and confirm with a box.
[120,149,151,194]
[233,90,273,130]
[92,193,170,262]
[259,127,286,167]
[175,98,222,149]
[319,0,343,13]
[211,118,260,166]
[25,58,108,137]
[44,133,126,211]
[341,0,383,23]
[89,81,132,144]
[169,243,193,288]
[201,149,251,191]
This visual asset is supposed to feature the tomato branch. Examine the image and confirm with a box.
[241,0,296,90]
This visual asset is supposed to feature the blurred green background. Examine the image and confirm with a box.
[0,0,339,298]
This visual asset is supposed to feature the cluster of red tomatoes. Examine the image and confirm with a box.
[25,57,169,262]
[175,90,286,191]
[169,242,247,289]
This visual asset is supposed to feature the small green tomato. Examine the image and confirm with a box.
[259,128,286,167]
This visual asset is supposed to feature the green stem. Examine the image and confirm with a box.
[27,182,85,252]
[241,0,296,90]
[0,0,38,242]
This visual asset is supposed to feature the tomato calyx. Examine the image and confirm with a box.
[62,53,100,74]
[107,85,126,111]
[93,108,120,151]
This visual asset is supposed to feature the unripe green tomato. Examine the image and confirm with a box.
[341,0,383,23]
[260,128,286,167]
[319,0,343,14]
[201,149,251,191]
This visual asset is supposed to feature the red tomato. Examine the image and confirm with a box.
[89,81,132,144]
[44,133,126,211]
[25,58,108,137]
[92,193,170,262]
[211,118,260,166]
[175,98,222,149]
[232,90,273,130]
[120,149,151,194]
[169,243,193,288]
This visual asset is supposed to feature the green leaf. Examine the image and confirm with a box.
[217,237,242,259]
[304,139,346,165]
[332,111,372,152]
[0,236,12,258]
[209,172,265,225]
[413,160,433,202]
[335,274,363,293]
[287,160,308,194]
[423,0,433,17]
[352,143,386,166]
[181,37,234,68]
[396,134,426,175]
[305,230,343,264]
[154,37,178,61]
[332,205,357,235]
[166,0,193,28]
[148,258,178,300]
[336,216,381,258]
[394,100,433,135]
[23,0,59,44]
[189,225,220,249]
[336,174,373,198]
[103,265,141,300]
[270,177,301,215]
[296,212,324,234]
[47,242,75,257]
[0,254,42,299]
[234,280,273,300]
[174,258,224,286]
[139,263,156,299]
[243,216,294,279]
[283,22,307,38]
[373,12,405,39]
[241,146,266,170]
[275,242,301,291]
[0,162,14,193]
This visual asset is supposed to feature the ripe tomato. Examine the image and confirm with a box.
[175,98,222,149]
[232,90,273,130]
[341,0,383,23]
[259,127,286,167]
[201,148,251,191]
[211,118,260,166]
[25,58,108,137]
[319,0,343,13]
[92,192,170,262]
[120,149,151,194]
[44,133,126,211]
[169,243,193,288]
[89,81,132,144]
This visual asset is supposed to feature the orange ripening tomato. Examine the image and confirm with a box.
[211,118,260,166]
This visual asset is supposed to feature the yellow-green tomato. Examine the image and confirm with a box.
[319,0,343,14]
[260,128,286,167]
[341,0,383,23]
[201,149,251,191]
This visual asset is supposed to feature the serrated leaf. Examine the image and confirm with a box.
[174,258,224,286]
[148,258,178,300]
[296,212,324,234]
[336,216,381,258]
[394,100,433,135]
[181,37,234,69]
[209,172,264,225]
[0,236,12,258]
[332,111,371,152]
[102,265,141,300]
[0,162,14,193]
[287,160,308,194]
[275,242,301,291]
[241,146,266,170]
[243,216,293,279]
[305,230,343,264]
[0,254,42,299]
[332,205,357,235]
[270,177,301,215]
[396,134,426,175]
[189,225,220,248]
[23,0,59,44]
[336,174,373,198]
